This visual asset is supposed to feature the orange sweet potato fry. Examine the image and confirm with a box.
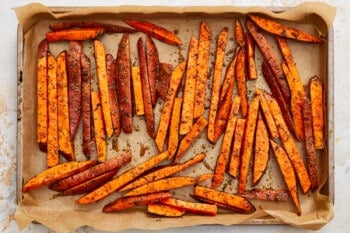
[235,19,245,47]
[219,47,238,103]
[168,98,182,158]
[228,118,246,178]
[46,28,104,42]
[146,36,159,107]
[157,63,173,101]
[246,34,257,80]
[147,203,185,217]
[49,21,136,33]
[236,48,248,117]
[161,197,217,216]
[131,66,145,116]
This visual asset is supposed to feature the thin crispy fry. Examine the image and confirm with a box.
[228,118,246,178]
[131,66,145,116]
[235,19,245,47]
[146,36,159,106]
[46,28,104,42]
[81,54,92,156]
[161,197,217,216]
[239,189,289,202]
[246,34,257,80]
[236,48,248,117]
[49,21,136,33]
[147,203,185,217]
[168,98,182,158]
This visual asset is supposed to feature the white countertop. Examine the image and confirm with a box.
[1,0,349,232]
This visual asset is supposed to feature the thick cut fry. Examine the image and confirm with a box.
[94,40,114,138]
[120,153,205,192]
[46,28,104,42]
[81,54,92,156]
[168,98,182,158]
[106,54,121,137]
[103,191,171,212]
[246,34,257,80]
[238,97,260,193]
[194,22,211,119]
[157,63,173,100]
[124,20,182,45]
[248,14,323,43]
[147,203,185,217]
[77,151,169,204]
[131,67,144,115]
[266,95,311,194]
[239,189,289,202]
[270,140,301,215]
[22,160,97,192]
[207,27,229,142]
[56,51,74,161]
[91,91,107,162]
[49,21,136,33]
[138,37,156,138]
[246,20,291,104]
[173,116,208,163]
[236,48,248,117]
[68,41,82,140]
[155,61,186,151]
[51,153,131,192]
[124,176,197,197]
[302,97,319,191]
[146,36,159,106]
[180,37,198,135]
[235,19,245,47]
[47,53,59,167]
[252,112,269,186]
[161,197,217,216]
[36,39,48,152]
[219,48,238,103]
[309,76,325,149]
[228,118,246,178]
[212,96,241,188]
[194,186,255,213]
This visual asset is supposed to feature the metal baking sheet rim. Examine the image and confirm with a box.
[15,6,335,226]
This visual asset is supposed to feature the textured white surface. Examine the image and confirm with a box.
[0,0,349,232]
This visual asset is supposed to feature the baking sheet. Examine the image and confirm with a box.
[15,2,335,232]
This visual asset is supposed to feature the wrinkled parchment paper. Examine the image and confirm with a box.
[14,2,335,233]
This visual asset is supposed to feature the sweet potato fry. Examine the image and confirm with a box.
[155,61,186,151]
[194,186,255,213]
[302,97,319,191]
[161,197,217,216]
[235,19,245,47]
[266,95,311,194]
[173,116,208,163]
[246,34,257,80]
[124,20,182,46]
[219,48,238,103]
[246,20,291,104]
[238,97,260,193]
[309,76,325,149]
[239,189,289,202]
[180,37,198,135]
[68,41,82,140]
[106,54,121,136]
[147,203,185,217]
[168,98,182,158]
[252,112,269,186]
[77,151,169,204]
[196,173,214,183]
[228,118,246,178]
[22,160,97,192]
[51,153,131,192]
[91,91,107,162]
[131,66,144,115]
[207,27,229,142]
[103,191,171,212]
[212,96,241,189]
[49,21,136,33]
[120,153,205,192]
[36,39,48,152]
[47,53,59,167]
[270,140,301,215]
[146,36,159,107]
[193,22,211,119]
[56,51,74,161]
[124,176,198,197]
[46,28,104,42]
[236,48,248,117]
[80,54,92,156]
[157,63,173,101]
[138,37,156,138]
[248,14,323,43]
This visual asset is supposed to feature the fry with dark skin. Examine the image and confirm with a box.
[236,48,248,117]
[228,118,246,178]
[235,19,245,47]
[157,63,173,101]
[161,197,217,216]
[168,98,182,158]
[46,28,104,42]
[81,54,92,156]
[146,36,159,107]
[239,189,289,202]
[147,203,185,217]
[49,21,136,33]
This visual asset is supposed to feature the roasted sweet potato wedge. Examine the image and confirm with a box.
[236,48,248,117]
[49,21,136,33]
[46,28,104,42]
[157,63,173,101]
[239,189,289,202]
[161,197,217,216]
[146,36,159,107]
[228,118,246,178]
[147,203,185,217]
[168,98,182,158]
[131,66,145,116]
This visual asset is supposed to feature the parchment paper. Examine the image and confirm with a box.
[14,2,335,233]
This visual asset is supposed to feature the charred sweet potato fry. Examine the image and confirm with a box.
[131,66,144,116]
[155,61,186,151]
[161,197,217,216]
[309,76,325,149]
[22,160,97,192]
[146,36,159,107]
[47,53,59,167]
[49,21,136,33]
[302,97,319,191]
[239,189,289,202]
[124,20,182,46]
[238,97,260,193]
[194,22,211,119]
[236,48,248,117]
[248,14,323,43]
[147,203,185,217]
[56,51,74,161]
[173,116,208,163]
[168,98,182,158]
[207,27,229,142]
[36,39,48,152]
[180,37,199,135]
[246,34,257,80]
[157,63,173,101]
[219,48,238,103]
[228,118,246,178]
[270,140,301,215]
[77,151,169,204]
[46,28,104,42]
[103,191,171,212]
[235,19,245,47]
